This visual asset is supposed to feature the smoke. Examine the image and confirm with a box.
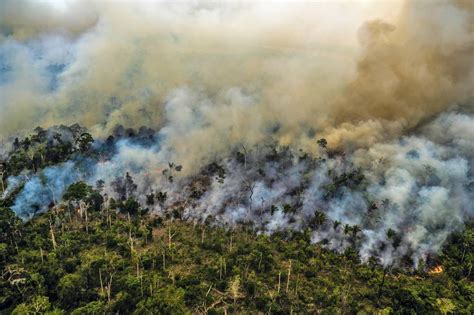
[326,2,474,139]
[0,1,472,164]
[0,1,398,145]
[8,161,81,219]
[3,109,473,266]
[352,112,474,264]
[0,0,98,40]
[1,0,474,266]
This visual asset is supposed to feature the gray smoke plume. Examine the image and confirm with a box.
[1,0,473,266]
[8,161,80,219]
[1,1,472,162]
[4,109,473,266]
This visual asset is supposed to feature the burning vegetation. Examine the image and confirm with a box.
[0,0,473,313]
[428,265,444,275]
[2,108,474,269]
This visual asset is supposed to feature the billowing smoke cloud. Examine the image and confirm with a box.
[2,0,472,168]
[0,0,98,39]
[325,0,474,148]
[7,161,81,219]
[1,0,474,266]
[5,109,473,266]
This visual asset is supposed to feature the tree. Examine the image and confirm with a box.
[283,204,296,215]
[317,138,328,149]
[63,181,92,201]
[63,181,103,216]
[75,132,94,152]
[88,191,104,212]
[0,207,20,243]
[146,192,155,206]
[12,295,60,314]
[58,273,84,309]
[125,172,137,198]
[352,225,361,238]
[227,275,244,305]
[95,179,105,192]
[311,210,327,229]
[343,224,352,236]
[0,164,5,193]
[120,198,140,215]
[13,138,20,151]
[156,191,167,204]
[71,301,106,315]
[163,163,176,183]
[133,286,189,315]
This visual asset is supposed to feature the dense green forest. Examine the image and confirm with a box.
[1,198,473,314]
[1,0,473,313]
[0,126,473,314]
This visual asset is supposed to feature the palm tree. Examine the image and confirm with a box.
[343,224,352,236]
[351,225,361,238]
[313,210,327,229]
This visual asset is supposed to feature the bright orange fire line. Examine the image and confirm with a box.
[428,265,443,274]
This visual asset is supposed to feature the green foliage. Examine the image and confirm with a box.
[75,133,94,153]
[317,138,328,149]
[0,195,473,313]
[120,198,141,215]
[134,286,189,314]
[11,295,61,315]
[3,125,91,177]
[63,181,104,213]
[63,182,93,202]
[70,301,106,315]
[58,274,85,309]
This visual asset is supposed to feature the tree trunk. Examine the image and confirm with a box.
[99,269,104,296]
[377,266,389,303]
[168,226,176,250]
[129,232,134,255]
[106,273,113,303]
[162,251,166,270]
[84,206,89,233]
[0,171,4,193]
[286,259,292,293]
[277,271,281,294]
[242,145,247,170]
[49,218,57,250]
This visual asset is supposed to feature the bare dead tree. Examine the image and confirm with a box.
[286,259,292,293]
[201,226,206,244]
[377,264,392,304]
[106,272,115,303]
[277,271,281,295]
[0,164,5,193]
[168,226,176,250]
[99,269,104,297]
[246,181,256,213]
[49,217,57,250]
[241,145,248,170]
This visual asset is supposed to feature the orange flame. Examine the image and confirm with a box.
[428,265,443,274]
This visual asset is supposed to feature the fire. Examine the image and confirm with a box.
[428,265,443,275]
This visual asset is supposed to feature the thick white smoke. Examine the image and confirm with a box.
[6,109,473,266]
[1,0,474,266]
